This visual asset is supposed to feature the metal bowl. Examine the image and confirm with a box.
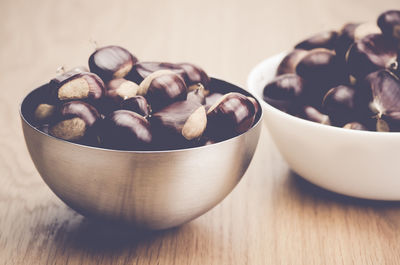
[20,78,262,229]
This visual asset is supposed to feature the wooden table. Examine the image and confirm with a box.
[2,0,400,264]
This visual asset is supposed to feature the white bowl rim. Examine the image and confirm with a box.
[247,52,400,138]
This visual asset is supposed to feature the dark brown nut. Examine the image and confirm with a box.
[294,30,338,50]
[276,49,309,75]
[127,62,185,84]
[346,34,398,79]
[187,86,206,105]
[151,101,207,148]
[102,78,140,113]
[106,78,139,92]
[335,22,381,62]
[343,122,367,130]
[88,45,138,81]
[120,96,150,117]
[263,74,304,113]
[322,85,357,126]
[139,70,187,111]
[206,92,256,140]
[363,70,400,132]
[296,48,346,105]
[49,101,100,144]
[298,105,330,125]
[53,72,105,102]
[176,63,210,90]
[205,92,224,110]
[247,96,260,116]
[378,10,400,42]
[100,110,152,150]
[34,103,56,123]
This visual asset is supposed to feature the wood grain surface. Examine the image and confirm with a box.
[1,0,400,264]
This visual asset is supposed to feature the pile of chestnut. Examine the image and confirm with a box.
[263,10,400,131]
[33,46,259,150]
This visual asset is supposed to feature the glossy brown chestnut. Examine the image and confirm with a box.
[364,69,400,131]
[53,72,105,102]
[296,48,345,104]
[187,86,206,105]
[100,110,152,150]
[177,63,210,90]
[49,101,100,144]
[322,85,357,126]
[298,105,330,125]
[378,10,400,41]
[102,78,140,113]
[89,45,138,81]
[206,92,256,140]
[346,34,398,79]
[139,70,187,111]
[204,92,224,110]
[127,62,185,84]
[335,22,381,62]
[276,49,309,75]
[151,100,207,148]
[120,96,150,117]
[343,122,367,130]
[34,103,56,124]
[335,22,360,59]
[263,74,304,113]
[294,30,338,50]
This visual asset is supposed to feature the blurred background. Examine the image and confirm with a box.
[1,0,399,89]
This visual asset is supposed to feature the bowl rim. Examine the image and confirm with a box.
[20,77,264,154]
[247,52,400,138]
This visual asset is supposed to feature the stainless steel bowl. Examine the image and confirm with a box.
[20,78,262,229]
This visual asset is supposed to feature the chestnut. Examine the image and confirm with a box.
[151,100,207,148]
[102,78,140,113]
[364,69,400,132]
[120,96,150,117]
[100,110,152,150]
[335,22,381,63]
[276,49,309,76]
[247,96,260,116]
[343,122,367,130]
[296,48,346,105]
[322,85,357,126]
[49,101,100,144]
[89,45,138,81]
[52,72,105,102]
[346,34,398,79]
[205,92,224,110]
[294,30,338,50]
[139,70,187,111]
[335,23,360,59]
[206,92,256,140]
[176,63,210,90]
[263,73,304,113]
[187,86,206,105]
[34,103,56,124]
[127,62,185,84]
[297,105,330,125]
[378,10,400,42]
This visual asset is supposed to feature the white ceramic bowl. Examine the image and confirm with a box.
[247,52,400,200]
